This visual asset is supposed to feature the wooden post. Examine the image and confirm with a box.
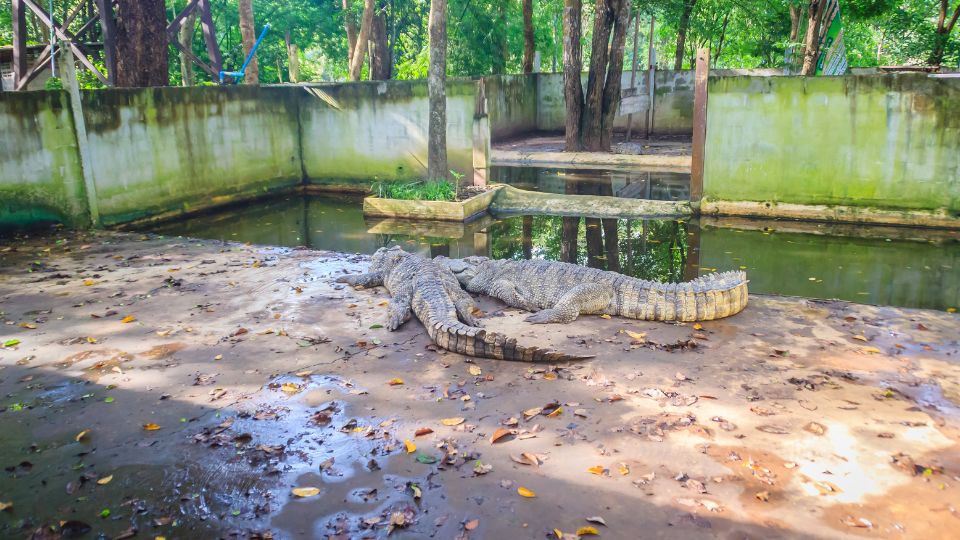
[11,0,28,89]
[645,15,655,139]
[94,0,117,86]
[690,47,709,204]
[198,0,223,74]
[624,11,640,142]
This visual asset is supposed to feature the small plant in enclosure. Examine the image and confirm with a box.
[372,180,457,202]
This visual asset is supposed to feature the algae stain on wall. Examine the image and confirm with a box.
[0,91,90,228]
[703,75,960,213]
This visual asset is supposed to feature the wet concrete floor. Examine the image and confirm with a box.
[0,230,958,539]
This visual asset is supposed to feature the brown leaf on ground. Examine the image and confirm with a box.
[489,427,515,444]
[804,422,827,435]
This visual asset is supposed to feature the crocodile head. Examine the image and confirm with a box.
[439,255,491,291]
[370,246,409,275]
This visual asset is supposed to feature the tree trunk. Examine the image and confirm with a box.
[714,11,730,66]
[369,1,392,79]
[115,0,168,87]
[582,0,628,152]
[674,0,697,70]
[343,0,358,66]
[598,0,630,150]
[285,30,300,83]
[494,2,508,74]
[800,0,826,75]
[789,4,802,41]
[349,0,376,81]
[522,215,533,259]
[238,0,258,84]
[562,0,584,151]
[585,218,605,268]
[179,10,198,86]
[601,218,620,272]
[928,0,960,67]
[523,0,535,73]
[427,0,448,182]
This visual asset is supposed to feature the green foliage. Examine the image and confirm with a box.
[372,180,458,202]
[43,77,63,90]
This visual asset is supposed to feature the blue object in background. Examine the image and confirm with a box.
[220,23,271,84]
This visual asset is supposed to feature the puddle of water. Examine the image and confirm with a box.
[142,193,960,311]
[489,165,689,201]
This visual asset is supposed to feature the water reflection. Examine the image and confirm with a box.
[144,194,960,311]
[489,166,689,201]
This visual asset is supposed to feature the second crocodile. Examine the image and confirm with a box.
[441,256,748,324]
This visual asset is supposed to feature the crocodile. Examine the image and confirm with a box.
[335,246,592,362]
[440,256,748,324]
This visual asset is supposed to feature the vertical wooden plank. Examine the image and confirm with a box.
[94,0,117,86]
[690,47,709,204]
[11,0,28,89]
[198,0,223,74]
[645,15,655,138]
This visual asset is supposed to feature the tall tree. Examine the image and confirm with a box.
[115,0,168,87]
[343,0,359,66]
[427,0,448,181]
[523,0,536,73]
[674,0,697,69]
[369,0,392,79]
[238,0,259,83]
[800,0,826,74]
[582,0,630,151]
[179,10,198,86]
[930,0,960,66]
[285,29,300,82]
[349,0,376,80]
[562,0,584,151]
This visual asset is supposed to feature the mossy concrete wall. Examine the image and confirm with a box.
[82,87,303,226]
[484,75,538,140]
[1,81,482,229]
[300,80,477,188]
[536,71,695,135]
[0,91,90,228]
[703,74,960,214]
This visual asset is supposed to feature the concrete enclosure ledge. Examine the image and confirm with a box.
[491,185,692,219]
[362,186,502,221]
[700,199,960,229]
[490,149,692,172]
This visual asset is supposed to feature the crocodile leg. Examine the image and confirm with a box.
[386,281,414,330]
[489,279,539,312]
[525,283,613,324]
[336,271,384,288]
[442,281,483,327]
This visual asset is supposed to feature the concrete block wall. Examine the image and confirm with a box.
[703,74,960,214]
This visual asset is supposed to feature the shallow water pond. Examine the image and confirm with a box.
[144,193,960,311]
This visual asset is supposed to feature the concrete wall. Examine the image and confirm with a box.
[703,74,960,214]
[0,90,89,228]
[1,81,482,229]
[83,87,303,226]
[483,75,537,140]
[300,80,477,187]
[537,71,695,136]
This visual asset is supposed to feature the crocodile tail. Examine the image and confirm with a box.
[630,271,749,322]
[425,320,593,362]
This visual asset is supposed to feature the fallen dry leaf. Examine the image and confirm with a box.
[75,429,90,442]
[585,516,607,526]
[517,487,536,498]
[388,378,404,386]
[576,526,600,536]
[291,487,320,498]
[599,314,611,319]
[523,407,543,420]
[755,490,770,502]
[404,439,416,453]
[490,427,514,444]
[280,383,301,394]
[142,423,161,431]
[587,465,606,475]
[0,502,11,512]
[441,417,465,426]
[469,365,482,376]
[121,315,136,324]
[625,330,646,343]
[96,475,113,485]
[852,334,868,342]
[415,427,434,437]
[464,519,479,531]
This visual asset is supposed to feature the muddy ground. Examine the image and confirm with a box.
[0,230,957,540]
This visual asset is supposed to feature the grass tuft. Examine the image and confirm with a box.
[372,180,457,202]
